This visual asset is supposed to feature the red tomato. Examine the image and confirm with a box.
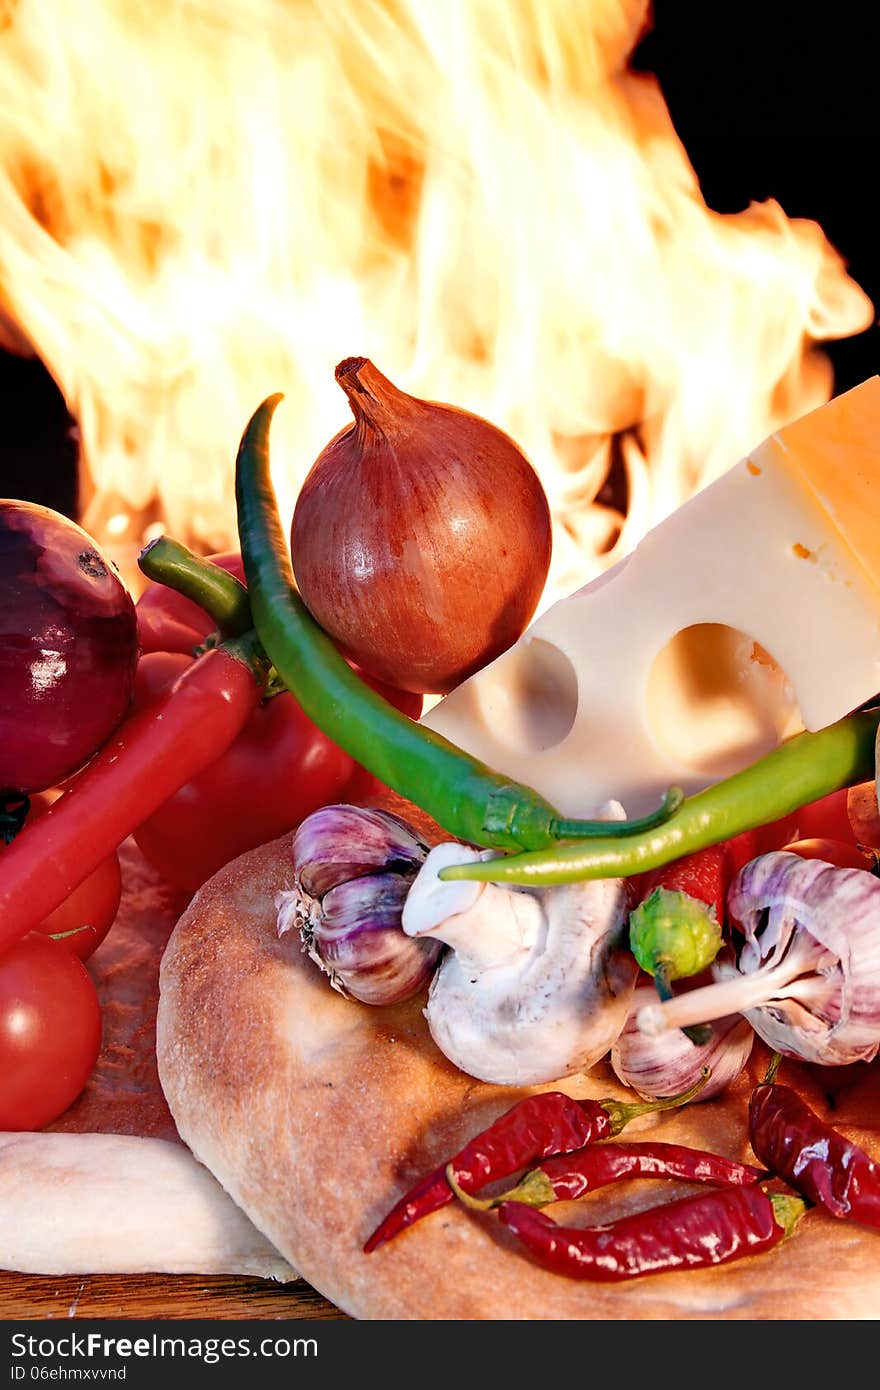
[131,554,422,893]
[783,837,875,871]
[0,933,102,1129]
[725,810,800,875]
[24,792,122,960]
[791,788,858,845]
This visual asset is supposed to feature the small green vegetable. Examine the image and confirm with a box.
[630,887,722,1045]
[630,886,722,983]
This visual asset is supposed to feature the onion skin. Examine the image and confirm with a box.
[290,357,552,695]
[0,500,139,794]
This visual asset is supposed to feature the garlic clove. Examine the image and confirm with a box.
[280,802,439,1007]
[612,987,753,1101]
[293,803,429,898]
[317,872,413,935]
[309,915,441,1007]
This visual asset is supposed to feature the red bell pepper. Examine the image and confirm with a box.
[131,553,422,892]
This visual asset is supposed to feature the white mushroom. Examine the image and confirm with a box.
[401,837,638,1087]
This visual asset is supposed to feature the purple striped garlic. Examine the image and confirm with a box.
[637,851,880,1066]
[612,986,754,1101]
[276,803,441,1006]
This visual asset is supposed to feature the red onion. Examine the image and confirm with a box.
[290,357,552,694]
[0,500,139,796]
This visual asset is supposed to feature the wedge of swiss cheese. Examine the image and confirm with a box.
[424,377,880,817]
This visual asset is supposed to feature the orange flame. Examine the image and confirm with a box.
[0,0,872,601]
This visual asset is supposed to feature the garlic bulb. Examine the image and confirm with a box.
[612,987,754,1101]
[277,804,441,1006]
[637,851,880,1066]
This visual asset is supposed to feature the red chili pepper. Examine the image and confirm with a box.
[363,1071,709,1253]
[749,1064,880,1227]
[0,632,268,955]
[491,1141,765,1208]
[636,842,732,923]
[495,1187,806,1282]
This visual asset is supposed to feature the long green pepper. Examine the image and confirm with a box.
[437,708,880,884]
[233,394,680,853]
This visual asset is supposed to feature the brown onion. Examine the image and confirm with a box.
[290,357,552,694]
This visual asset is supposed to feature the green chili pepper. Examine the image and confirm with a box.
[436,708,880,881]
[231,394,682,853]
[630,888,722,1045]
[630,887,722,982]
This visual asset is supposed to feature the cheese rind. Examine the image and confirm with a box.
[424,378,880,817]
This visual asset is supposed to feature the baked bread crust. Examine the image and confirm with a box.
[156,812,880,1320]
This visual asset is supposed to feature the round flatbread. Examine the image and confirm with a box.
[156,802,880,1320]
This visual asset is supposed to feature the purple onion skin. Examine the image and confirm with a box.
[0,500,139,794]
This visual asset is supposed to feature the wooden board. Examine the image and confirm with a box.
[0,1272,345,1320]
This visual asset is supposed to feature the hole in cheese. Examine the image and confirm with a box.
[474,637,579,755]
[646,624,804,779]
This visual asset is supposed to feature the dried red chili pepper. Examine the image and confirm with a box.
[471,1141,765,1209]
[749,1057,880,1227]
[363,1070,709,1252]
[493,1187,806,1282]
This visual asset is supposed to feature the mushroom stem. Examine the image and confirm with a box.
[636,934,830,1037]
[402,843,542,973]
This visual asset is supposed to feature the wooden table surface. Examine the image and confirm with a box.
[0,1271,347,1321]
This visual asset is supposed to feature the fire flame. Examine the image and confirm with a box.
[0,0,873,600]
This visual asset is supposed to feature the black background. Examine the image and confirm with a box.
[635,1,879,393]
[4,0,879,518]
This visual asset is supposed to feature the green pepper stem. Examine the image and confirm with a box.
[437,709,880,884]
[550,785,684,841]
[445,1164,557,1211]
[770,1192,808,1239]
[651,963,713,1046]
[601,1066,711,1133]
[762,1052,783,1086]
[138,536,253,638]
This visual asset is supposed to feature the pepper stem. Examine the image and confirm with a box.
[601,1066,711,1133]
[446,1164,556,1211]
[138,536,253,638]
[770,1192,808,1239]
[550,785,684,841]
[762,1052,783,1086]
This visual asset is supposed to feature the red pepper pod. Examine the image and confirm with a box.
[363,1092,611,1253]
[531,1141,765,1204]
[497,1186,803,1282]
[636,842,733,923]
[749,1081,880,1227]
[0,635,267,955]
[364,1072,711,1252]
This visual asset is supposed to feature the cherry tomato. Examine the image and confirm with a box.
[0,933,102,1129]
[131,553,422,893]
[22,791,122,960]
[725,810,800,875]
[792,788,858,845]
[783,837,875,871]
